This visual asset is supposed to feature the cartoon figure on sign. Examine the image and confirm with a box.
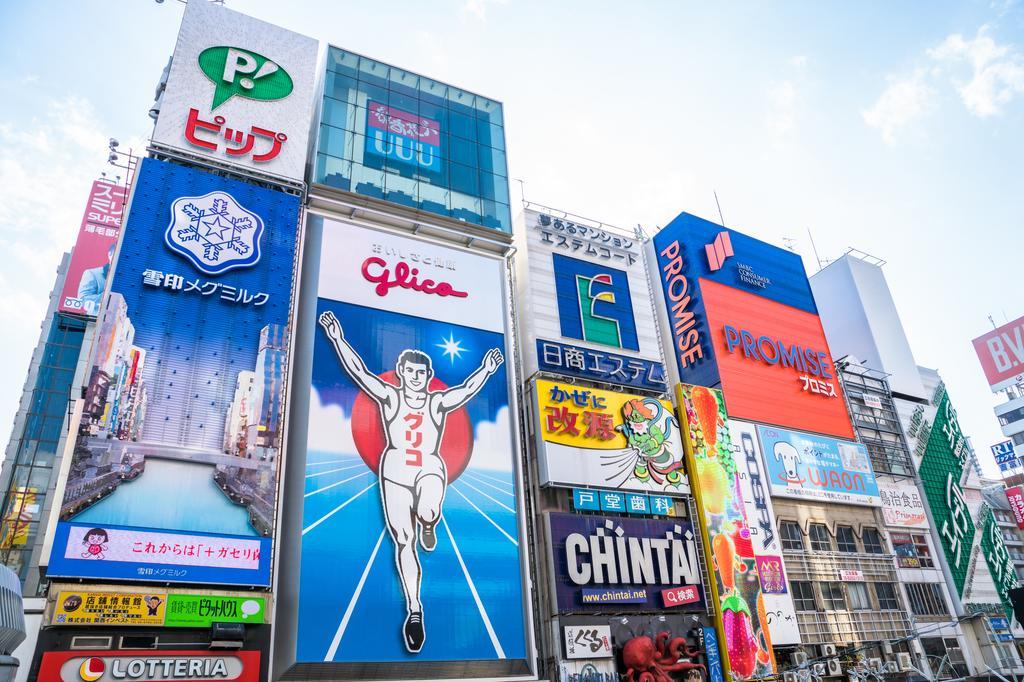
[81,528,108,559]
[318,310,504,653]
[145,596,163,616]
[772,442,804,484]
[614,398,685,488]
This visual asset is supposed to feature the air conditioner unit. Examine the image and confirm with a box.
[813,663,827,676]
[793,652,809,666]
[784,672,798,682]
[827,658,843,676]
[822,643,838,657]
[897,652,914,671]
[883,661,899,674]
[867,658,882,672]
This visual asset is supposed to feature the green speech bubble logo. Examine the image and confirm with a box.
[198,46,293,110]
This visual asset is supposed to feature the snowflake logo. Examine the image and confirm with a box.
[165,191,264,275]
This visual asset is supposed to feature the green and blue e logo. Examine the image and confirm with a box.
[553,253,639,350]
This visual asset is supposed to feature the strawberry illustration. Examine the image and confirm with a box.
[723,592,758,678]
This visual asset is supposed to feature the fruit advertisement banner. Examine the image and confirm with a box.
[534,378,689,496]
[676,384,775,680]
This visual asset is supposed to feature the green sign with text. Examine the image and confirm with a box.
[917,388,976,596]
[164,594,265,627]
[981,508,1018,621]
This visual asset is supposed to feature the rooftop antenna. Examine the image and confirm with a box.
[782,237,798,253]
[989,315,998,330]
[807,228,825,271]
[713,191,726,227]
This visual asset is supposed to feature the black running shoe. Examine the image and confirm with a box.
[403,611,425,652]
[420,522,437,552]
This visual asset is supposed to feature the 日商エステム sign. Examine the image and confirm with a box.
[516,208,667,391]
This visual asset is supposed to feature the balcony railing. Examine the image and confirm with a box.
[795,609,913,645]
[783,549,900,582]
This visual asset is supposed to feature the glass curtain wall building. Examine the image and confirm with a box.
[0,261,87,589]
[315,47,511,232]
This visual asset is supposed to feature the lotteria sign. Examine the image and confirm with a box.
[547,513,704,613]
[38,650,259,682]
[651,213,853,440]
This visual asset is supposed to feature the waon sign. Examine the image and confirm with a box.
[651,212,854,440]
[973,315,1024,392]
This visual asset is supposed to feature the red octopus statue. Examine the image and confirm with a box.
[622,631,708,682]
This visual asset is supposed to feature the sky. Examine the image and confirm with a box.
[1,1,1023,476]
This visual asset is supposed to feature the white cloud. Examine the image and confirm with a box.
[469,405,513,473]
[927,25,1024,117]
[862,69,936,144]
[766,80,798,142]
[306,388,358,456]
[462,0,508,21]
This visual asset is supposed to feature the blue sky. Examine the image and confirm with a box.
[1,1,1023,474]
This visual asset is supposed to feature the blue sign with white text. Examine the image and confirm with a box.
[600,491,626,513]
[50,157,300,587]
[993,440,1016,463]
[652,211,816,386]
[624,493,650,515]
[536,339,667,391]
[573,489,601,511]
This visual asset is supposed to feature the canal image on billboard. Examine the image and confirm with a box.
[297,222,527,665]
[49,158,300,586]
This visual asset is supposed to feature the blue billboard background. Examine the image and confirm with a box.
[297,298,528,663]
[50,157,299,587]
[757,424,881,506]
[652,212,817,386]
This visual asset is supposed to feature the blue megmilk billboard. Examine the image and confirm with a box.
[756,425,881,507]
[651,212,818,387]
[295,219,529,670]
[48,157,300,586]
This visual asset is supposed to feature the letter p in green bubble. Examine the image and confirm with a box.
[198,46,293,110]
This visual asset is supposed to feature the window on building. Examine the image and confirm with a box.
[1013,432,1024,447]
[874,582,900,610]
[892,532,934,568]
[905,583,948,617]
[836,526,858,553]
[809,523,832,552]
[821,582,846,610]
[780,521,804,551]
[847,582,871,610]
[862,527,884,554]
[792,581,818,612]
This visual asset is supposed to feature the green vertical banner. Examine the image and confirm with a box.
[981,509,1018,620]
[917,389,975,595]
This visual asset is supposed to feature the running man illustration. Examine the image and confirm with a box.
[318,310,504,653]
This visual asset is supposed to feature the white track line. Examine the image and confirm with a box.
[462,471,516,498]
[325,528,388,661]
[305,463,365,479]
[306,459,355,468]
[469,470,515,489]
[442,518,505,658]
[458,478,516,514]
[302,482,377,535]
[451,484,518,546]
[304,471,370,498]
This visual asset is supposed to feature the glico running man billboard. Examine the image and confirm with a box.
[533,378,689,496]
[296,220,529,670]
[651,212,854,440]
[48,157,300,587]
[59,180,127,317]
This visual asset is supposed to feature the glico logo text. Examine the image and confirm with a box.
[361,257,468,299]
[723,325,833,379]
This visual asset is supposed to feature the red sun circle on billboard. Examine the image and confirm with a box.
[350,371,474,482]
[79,657,105,682]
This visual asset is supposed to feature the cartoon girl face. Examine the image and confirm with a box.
[86,532,106,545]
